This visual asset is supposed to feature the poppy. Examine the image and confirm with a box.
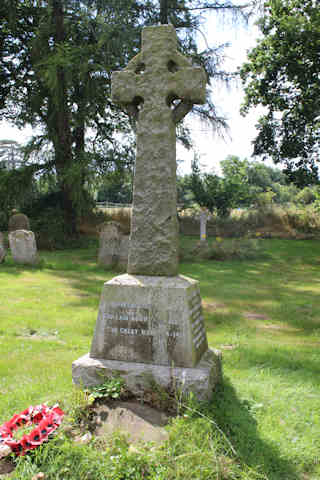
[0,404,64,457]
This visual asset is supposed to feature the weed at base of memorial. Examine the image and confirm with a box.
[86,377,126,401]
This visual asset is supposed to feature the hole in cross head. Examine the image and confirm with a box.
[166,93,182,110]
[132,96,144,111]
[167,60,179,73]
[135,63,146,75]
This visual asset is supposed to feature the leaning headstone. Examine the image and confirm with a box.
[8,211,30,232]
[0,233,6,263]
[98,222,123,268]
[199,208,211,242]
[73,25,222,402]
[9,230,39,265]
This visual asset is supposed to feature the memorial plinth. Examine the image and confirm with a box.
[90,274,208,367]
[72,25,221,401]
[73,272,222,400]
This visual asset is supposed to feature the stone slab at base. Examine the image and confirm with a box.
[72,348,222,402]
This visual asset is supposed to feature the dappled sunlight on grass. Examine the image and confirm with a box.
[1,238,320,478]
[289,284,320,293]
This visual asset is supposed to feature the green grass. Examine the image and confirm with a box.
[1,237,320,479]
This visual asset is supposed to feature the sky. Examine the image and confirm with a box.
[0,8,262,176]
[177,11,262,174]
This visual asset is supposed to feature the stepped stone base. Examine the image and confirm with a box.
[72,348,222,402]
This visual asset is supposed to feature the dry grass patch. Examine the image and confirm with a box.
[244,312,269,320]
[257,323,302,332]
[202,300,227,312]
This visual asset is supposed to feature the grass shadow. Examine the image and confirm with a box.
[208,378,300,480]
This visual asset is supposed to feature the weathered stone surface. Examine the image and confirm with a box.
[90,274,208,368]
[98,222,122,268]
[73,25,222,403]
[98,222,129,269]
[8,212,30,232]
[118,235,129,269]
[93,401,169,445]
[0,233,6,263]
[112,25,206,276]
[199,208,211,242]
[73,348,221,402]
[8,230,38,265]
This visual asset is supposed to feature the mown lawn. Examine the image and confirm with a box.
[0,237,319,479]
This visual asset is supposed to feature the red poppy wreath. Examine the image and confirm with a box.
[0,404,64,458]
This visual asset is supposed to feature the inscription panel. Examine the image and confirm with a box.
[90,275,210,368]
[188,289,208,359]
[91,302,183,365]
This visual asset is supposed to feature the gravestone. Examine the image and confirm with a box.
[73,25,221,401]
[98,222,129,270]
[0,233,6,263]
[9,230,39,265]
[98,222,123,268]
[199,208,211,242]
[8,211,30,232]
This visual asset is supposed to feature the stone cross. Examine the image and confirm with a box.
[199,208,211,241]
[112,25,206,276]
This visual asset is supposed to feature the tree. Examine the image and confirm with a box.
[189,156,237,216]
[240,0,320,185]
[247,161,285,190]
[1,0,142,233]
[1,0,252,235]
[188,154,295,212]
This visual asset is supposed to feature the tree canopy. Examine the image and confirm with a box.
[240,0,320,186]
[184,154,290,215]
[1,0,252,234]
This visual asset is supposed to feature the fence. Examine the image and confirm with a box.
[96,202,132,209]
[96,202,185,209]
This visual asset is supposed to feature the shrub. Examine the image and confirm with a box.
[31,206,68,250]
[182,237,264,262]
[0,211,8,231]
[255,189,276,208]
[208,238,263,261]
[286,205,320,234]
[296,186,317,205]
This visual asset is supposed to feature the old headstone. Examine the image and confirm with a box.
[0,233,6,263]
[8,230,39,265]
[98,222,129,270]
[98,222,122,268]
[8,211,30,232]
[199,208,211,242]
[73,25,221,401]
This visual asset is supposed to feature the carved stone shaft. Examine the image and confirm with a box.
[112,25,206,276]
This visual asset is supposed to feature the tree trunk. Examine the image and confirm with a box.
[160,0,168,24]
[50,0,77,236]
